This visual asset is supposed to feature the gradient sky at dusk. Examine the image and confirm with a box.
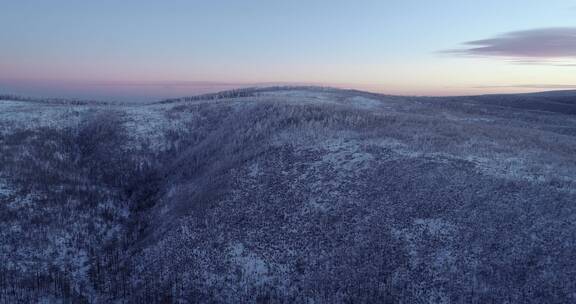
[1,0,575,100]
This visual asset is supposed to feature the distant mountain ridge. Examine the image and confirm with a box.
[2,86,575,109]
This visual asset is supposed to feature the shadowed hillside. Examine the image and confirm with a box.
[1,87,575,303]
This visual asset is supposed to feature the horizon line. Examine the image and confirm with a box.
[2,85,575,104]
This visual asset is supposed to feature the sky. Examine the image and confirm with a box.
[1,0,575,101]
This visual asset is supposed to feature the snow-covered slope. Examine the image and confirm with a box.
[1,87,575,303]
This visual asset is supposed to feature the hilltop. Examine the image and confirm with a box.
[1,87,575,303]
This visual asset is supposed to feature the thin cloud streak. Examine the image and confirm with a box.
[475,84,576,89]
[444,27,576,66]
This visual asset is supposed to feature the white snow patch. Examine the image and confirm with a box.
[347,96,383,110]
[228,243,270,285]
[261,90,337,105]
[393,218,456,269]
[247,162,262,178]
[316,137,375,171]
[442,112,494,123]
[369,137,422,158]
[0,101,87,131]
[0,178,14,197]
[7,192,35,210]
[122,103,202,151]
[466,155,547,183]
[413,218,456,238]
[307,197,329,212]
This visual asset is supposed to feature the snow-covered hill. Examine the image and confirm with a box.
[1,87,575,303]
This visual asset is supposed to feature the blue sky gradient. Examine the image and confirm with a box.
[1,0,575,100]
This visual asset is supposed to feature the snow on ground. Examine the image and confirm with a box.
[393,218,457,271]
[318,137,375,171]
[368,137,422,158]
[0,178,14,198]
[228,243,270,284]
[261,90,389,111]
[122,103,189,151]
[260,90,339,104]
[347,96,386,110]
[412,218,456,238]
[441,112,495,123]
[464,154,576,191]
[0,101,87,131]
[6,193,35,210]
